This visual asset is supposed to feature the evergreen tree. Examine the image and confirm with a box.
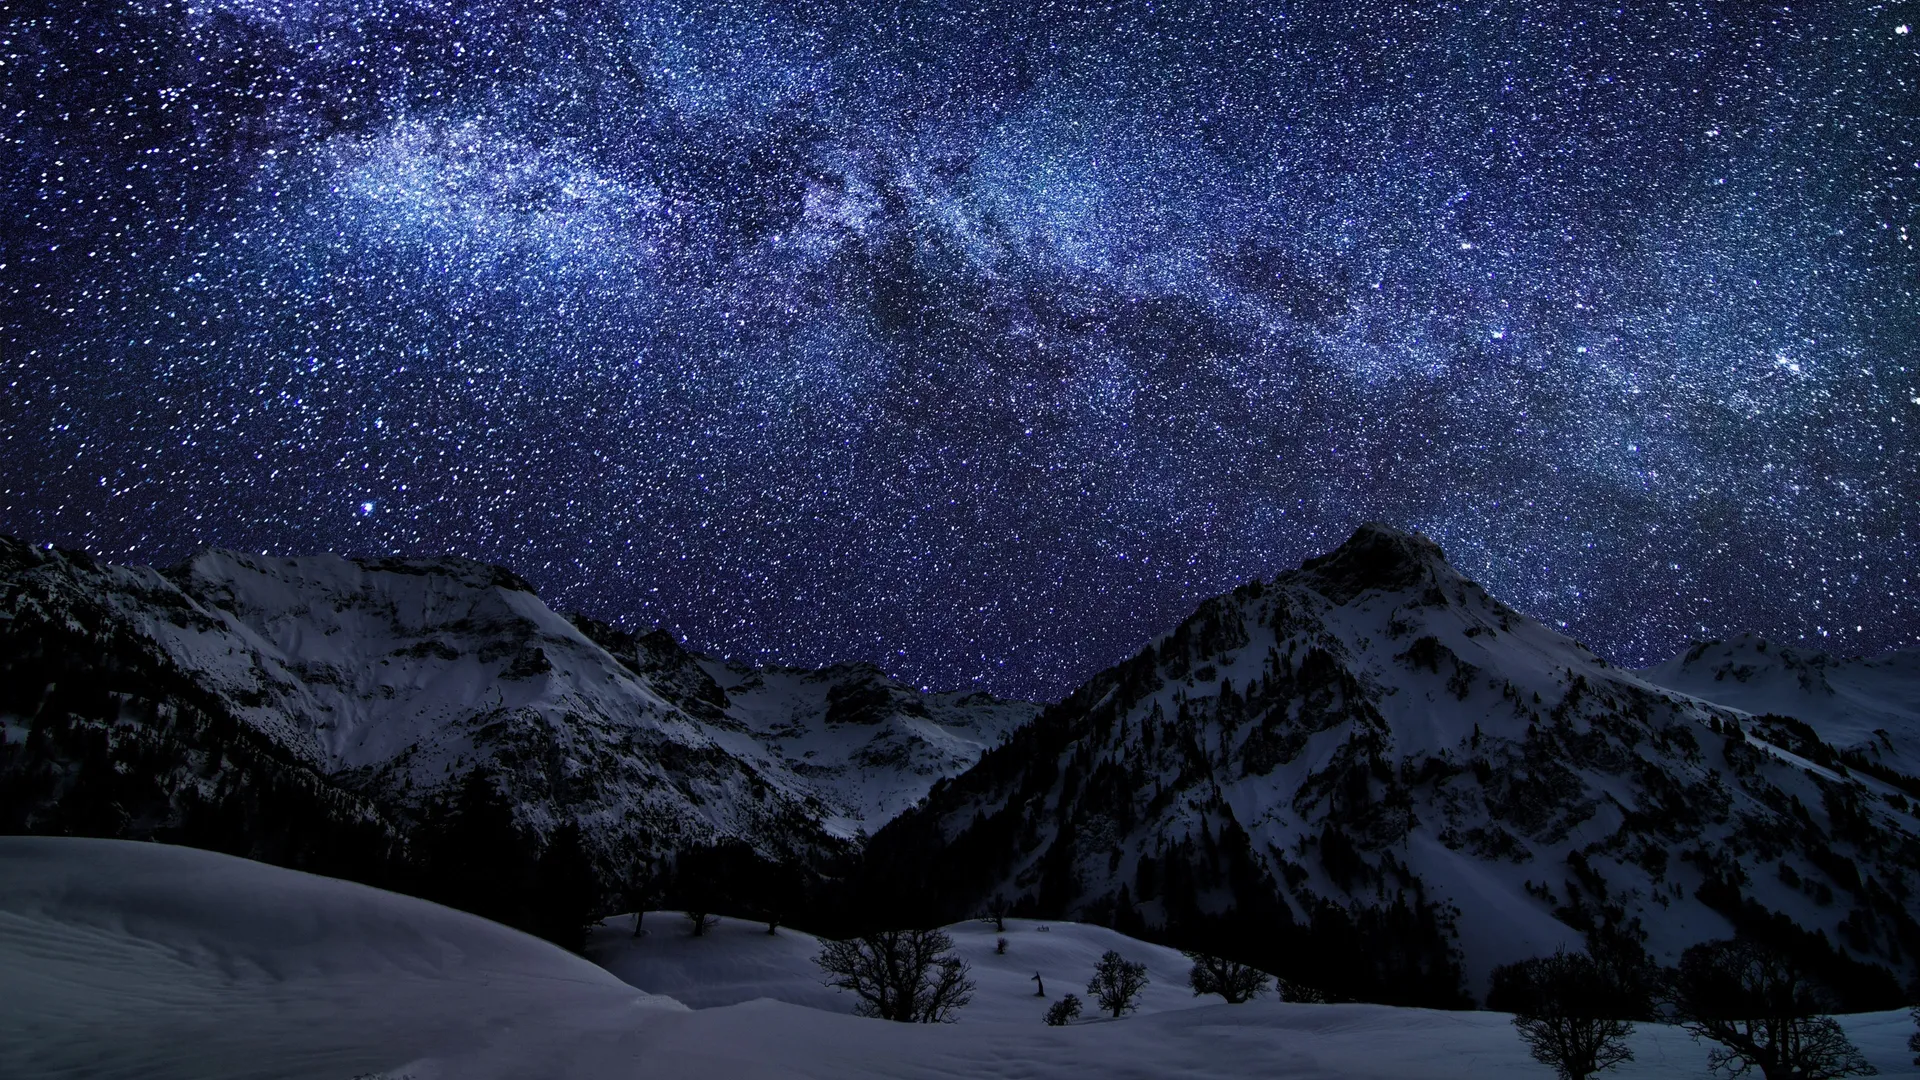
[529,822,599,953]
[753,857,806,934]
[623,866,656,937]
[421,771,536,929]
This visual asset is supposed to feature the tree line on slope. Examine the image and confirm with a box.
[4,582,1916,1033]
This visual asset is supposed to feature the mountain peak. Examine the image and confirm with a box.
[1295,522,1452,604]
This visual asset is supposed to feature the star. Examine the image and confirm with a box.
[1,0,1914,698]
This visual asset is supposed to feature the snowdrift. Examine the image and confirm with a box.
[0,836,677,1080]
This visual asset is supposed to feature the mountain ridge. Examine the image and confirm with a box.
[5,527,1919,1009]
[859,524,1920,1005]
[0,536,1036,872]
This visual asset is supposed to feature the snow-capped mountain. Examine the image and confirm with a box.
[0,539,1034,880]
[1641,633,1920,775]
[701,660,1037,831]
[9,527,1920,1012]
[569,617,1036,832]
[864,524,1920,1006]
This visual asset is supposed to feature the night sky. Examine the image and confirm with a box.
[3,0,1916,700]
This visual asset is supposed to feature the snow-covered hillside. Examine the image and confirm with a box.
[7,837,1915,1079]
[592,911,1202,1020]
[696,660,1035,829]
[0,836,682,1080]
[1642,633,1920,774]
[867,524,1920,1004]
[0,539,1033,878]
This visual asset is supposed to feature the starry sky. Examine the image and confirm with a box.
[3,0,1916,700]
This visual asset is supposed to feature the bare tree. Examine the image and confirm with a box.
[1908,1007,1918,1066]
[1043,994,1083,1026]
[684,910,718,936]
[1668,939,1876,1080]
[815,928,976,1023]
[1184,950,1271,1004]
[1088,949,1150,1017]
[1495,951,1635,1080]
[983,897,1009,933]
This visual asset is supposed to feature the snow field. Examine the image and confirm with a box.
[0,837,679,1080]
[590,908,1920,1078]
[3,837,1916,1079]
[589,912,1202,1021]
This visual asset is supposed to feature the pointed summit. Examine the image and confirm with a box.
[1295,522,1454,604]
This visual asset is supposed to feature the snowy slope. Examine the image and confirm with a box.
[589,912,1920,1078]
[7,837,1914,1079]
[8,528,1920,1017]
[697,661,1036,830]
[1642,634,1920,774]
[570,616,1037,832]
[0,836,680,1080]
[0,539,1033,873]
[868,524,1920,1002]
[628,1000,1919,1080]
[591,912,1202,1020]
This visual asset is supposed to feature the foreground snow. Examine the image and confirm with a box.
[591,914,1920,1076]
[3,838,1915,1078]
[0,836,680,1080]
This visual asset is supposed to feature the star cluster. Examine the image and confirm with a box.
[3,0,1916,699]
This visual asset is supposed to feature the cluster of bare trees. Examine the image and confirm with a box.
[1494,937,1886,1080]
[776,905,1912,1078]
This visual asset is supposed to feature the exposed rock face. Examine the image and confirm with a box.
[866,525,1920,1006]
[1295,521,1452,604]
